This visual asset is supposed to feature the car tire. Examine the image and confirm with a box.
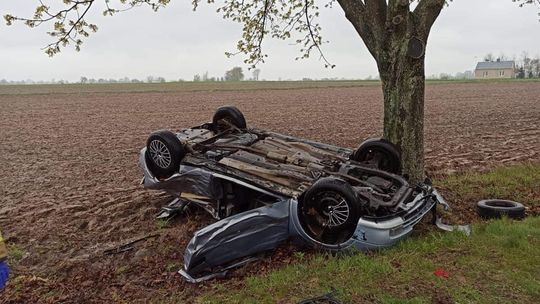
[300,177,362,244]
[145,130,186,179]
[477,199,526,220]
[350,138,401,174]
[212,106,247,131]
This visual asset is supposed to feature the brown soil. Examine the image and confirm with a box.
[0,81,539,303]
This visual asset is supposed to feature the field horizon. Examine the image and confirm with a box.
[2,78,540,96]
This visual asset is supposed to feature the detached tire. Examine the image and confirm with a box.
[145,130,186,179]
[477,200,526,220]
[350,138,401,174]
[212,106,247,131]
[300,177,362,245]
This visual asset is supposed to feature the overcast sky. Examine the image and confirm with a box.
[1,1,539,82]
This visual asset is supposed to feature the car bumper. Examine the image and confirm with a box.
[288,190,436,251]
[180,189,440,282]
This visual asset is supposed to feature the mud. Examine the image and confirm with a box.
[0,81,539,302]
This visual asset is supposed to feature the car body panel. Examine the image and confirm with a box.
[139,127,462,282]
[183,199,291,277]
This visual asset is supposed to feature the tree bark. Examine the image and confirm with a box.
[337,0,446,184]
[378,46,426,183]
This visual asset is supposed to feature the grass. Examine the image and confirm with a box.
[115,265,130,275]
[6,243,26,265]
[1,78,539,96]
[0,80,379,96]
[200,164,540,303]
[437,163,540,208]
[201,217,540,304]
[155,218,171,229]
[166,262,181,272]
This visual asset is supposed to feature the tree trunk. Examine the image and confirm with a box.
[378,49,425,183]
[335,0,446,184]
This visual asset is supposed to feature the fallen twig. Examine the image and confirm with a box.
[103,232,160,255]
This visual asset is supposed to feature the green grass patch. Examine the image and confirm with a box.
[201,217,540,304]
[437,163,540,208]
[7,243,26,265]
[115,265,130,275]
[166,262,181,272]
[200,164,540,303]
[156,218,172,229]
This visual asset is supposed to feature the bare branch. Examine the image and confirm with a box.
[337,0,389,60]
[413,0,446,40]
[513,0,540,19]
[4,0,171,56]
[513,0,540,7]
[303,0,334,67]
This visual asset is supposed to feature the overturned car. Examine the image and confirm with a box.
[139,106,458,282]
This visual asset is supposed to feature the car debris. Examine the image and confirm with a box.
[433,268,450,279]
[103,233,160,255]
[139,106,470,282]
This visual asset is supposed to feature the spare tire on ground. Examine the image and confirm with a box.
[212,106,247,131]
[145,130,186,179]
[477,199,526,220]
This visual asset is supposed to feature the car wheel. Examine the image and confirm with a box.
[212,106,247,131]
[350,138,401,174]
[477,199,526,220]
[300,177,362,245]
[145,130,186,179]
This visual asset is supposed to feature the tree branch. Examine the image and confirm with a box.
[365,0,387,30]
[304,0,333,67]
[43,1,94,55]
[363,0,388,52]
[336,0,381,59]
[6,0,539,62]
[413,0,446,40]
[4,0,171,56]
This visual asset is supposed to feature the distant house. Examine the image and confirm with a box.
[474,60,516,79]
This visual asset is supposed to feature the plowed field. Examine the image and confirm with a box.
[1,81,539,303]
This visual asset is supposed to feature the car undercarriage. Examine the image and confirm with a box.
[139,106,469,282]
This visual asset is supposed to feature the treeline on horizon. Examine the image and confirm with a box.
[3,52,540,85]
